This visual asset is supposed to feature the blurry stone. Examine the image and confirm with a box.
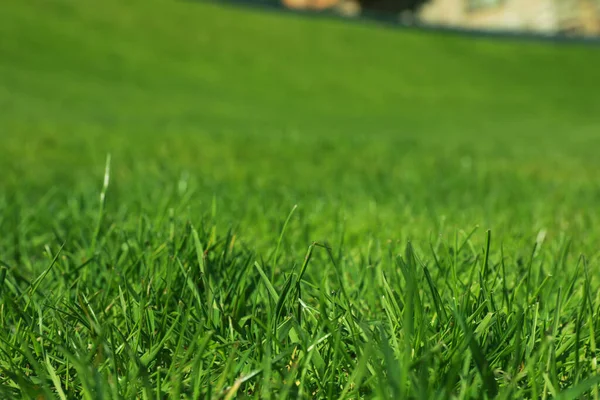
[282,0,342,10]
[282,0,308,10]
[417,0,600,36]
[335,0,361,17]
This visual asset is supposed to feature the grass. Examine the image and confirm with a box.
[1,0,600,397]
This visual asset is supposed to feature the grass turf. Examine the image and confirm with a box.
[1,0,600,398]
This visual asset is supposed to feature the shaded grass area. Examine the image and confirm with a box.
[1,0,600,397]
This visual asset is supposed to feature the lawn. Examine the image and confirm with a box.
[1,0,600,397]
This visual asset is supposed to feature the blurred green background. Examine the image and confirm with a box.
[1,0,600,253]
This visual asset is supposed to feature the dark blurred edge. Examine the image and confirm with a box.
[193,0,600,45]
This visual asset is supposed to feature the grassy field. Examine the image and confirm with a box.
[1,0,600,398]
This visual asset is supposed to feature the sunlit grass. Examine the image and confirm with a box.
[1,0,600,398]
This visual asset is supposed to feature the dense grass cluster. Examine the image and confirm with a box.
[2,177,599,399]
[1,0,600,398]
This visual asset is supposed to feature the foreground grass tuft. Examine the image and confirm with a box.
[1,164,599,398]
